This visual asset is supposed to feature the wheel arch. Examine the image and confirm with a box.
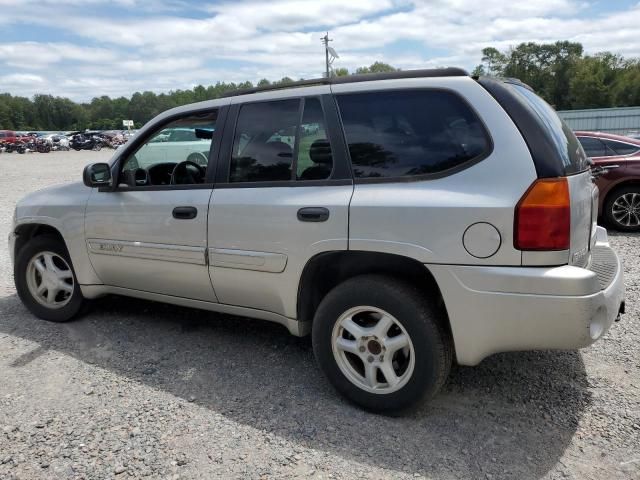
[14,222,66,260]
[603,179,640,203]
[297,250,452,340]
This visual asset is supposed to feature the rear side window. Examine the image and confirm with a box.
[230,97,333,183]
[337,90,490,179]
[230,99,299,182]
[602,139,639,156]
[511,84,588,174]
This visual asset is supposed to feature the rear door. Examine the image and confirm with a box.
[207,89,353,319]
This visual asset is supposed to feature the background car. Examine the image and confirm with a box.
[575,131,640,231]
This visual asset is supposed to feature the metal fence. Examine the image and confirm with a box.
[557,106,640,136]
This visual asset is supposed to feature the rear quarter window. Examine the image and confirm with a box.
[336,90,491,179]
[602,139,640,156]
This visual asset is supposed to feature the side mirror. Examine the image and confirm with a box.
[83,162,112,187]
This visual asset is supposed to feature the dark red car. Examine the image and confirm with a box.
[0,130,19,143]
[575,131,640,231]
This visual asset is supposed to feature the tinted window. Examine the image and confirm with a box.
[602,139,639,156]
[578,137,606,158]
[511,84,588,173]
[230,99,299,182]
[337,90,489,178]
[297,98,332,180]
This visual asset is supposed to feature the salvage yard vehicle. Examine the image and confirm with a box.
[575,131,640,232]
[9,69,626,413]
[137,127,214,167]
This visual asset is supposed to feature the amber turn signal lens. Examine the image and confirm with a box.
[514,178,570,251]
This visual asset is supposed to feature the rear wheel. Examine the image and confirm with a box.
[312,274,452,413]
[604,185,640,232]
[14,235,85,322]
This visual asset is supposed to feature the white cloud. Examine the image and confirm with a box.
[0,0,639,100]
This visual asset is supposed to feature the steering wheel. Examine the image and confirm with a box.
[170,160,205,185]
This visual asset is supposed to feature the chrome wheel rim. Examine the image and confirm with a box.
[26,251,74,309]
[331,306,415,394]
[612,192,640,227]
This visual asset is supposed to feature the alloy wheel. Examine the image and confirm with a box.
[331,306,415,394]
[25,251,74,309]
[612,192,640,228]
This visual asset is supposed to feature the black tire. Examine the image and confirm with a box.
[14,235,85,322]
[604,185,640,232]
[312,274,452,414]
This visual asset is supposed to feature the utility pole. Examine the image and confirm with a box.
[321,32,332,78]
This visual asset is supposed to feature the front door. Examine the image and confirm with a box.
[208,93,353,318]
[85,108,222,302]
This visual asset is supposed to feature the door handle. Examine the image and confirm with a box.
[297,207,330,222]
[172,206,198,220]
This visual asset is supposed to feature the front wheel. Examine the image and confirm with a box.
[604,186,640,232]
[14,235,85,322]
[312,274,452,414]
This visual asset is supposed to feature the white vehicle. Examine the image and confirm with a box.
[42,133,70,150]
[132,128,211,168]
[9,69,626,413]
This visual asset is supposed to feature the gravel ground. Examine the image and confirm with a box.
[0,151,638,480]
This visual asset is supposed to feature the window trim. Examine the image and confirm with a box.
[334,87,495,184]
[101,106,225,192]
[215,94,352,187]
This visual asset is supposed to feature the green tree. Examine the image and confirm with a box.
[356,62,398,74]
[570,53,623,108]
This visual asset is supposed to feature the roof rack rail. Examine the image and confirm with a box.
[220,67,469,98]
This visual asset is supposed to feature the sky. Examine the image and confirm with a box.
[0,0,639,101]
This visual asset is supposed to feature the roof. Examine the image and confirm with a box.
[220,67,469,98]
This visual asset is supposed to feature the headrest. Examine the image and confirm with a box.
[309,139,332,164]
[243,141,292,167]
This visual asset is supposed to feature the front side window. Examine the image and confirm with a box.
[230,97,333,183]
[336,90,490,179]
[120,111,216,187]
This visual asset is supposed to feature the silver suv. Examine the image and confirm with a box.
[9,69,626,413]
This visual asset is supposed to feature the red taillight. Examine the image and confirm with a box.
[514,178,570,251]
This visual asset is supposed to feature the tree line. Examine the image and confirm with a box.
[1,42,640,131]
[0,62,398,131]
[472,41,640,110]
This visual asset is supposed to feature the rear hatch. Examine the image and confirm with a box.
[479,78,594,267]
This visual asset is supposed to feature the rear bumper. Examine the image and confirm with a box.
[428,227,625,366]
